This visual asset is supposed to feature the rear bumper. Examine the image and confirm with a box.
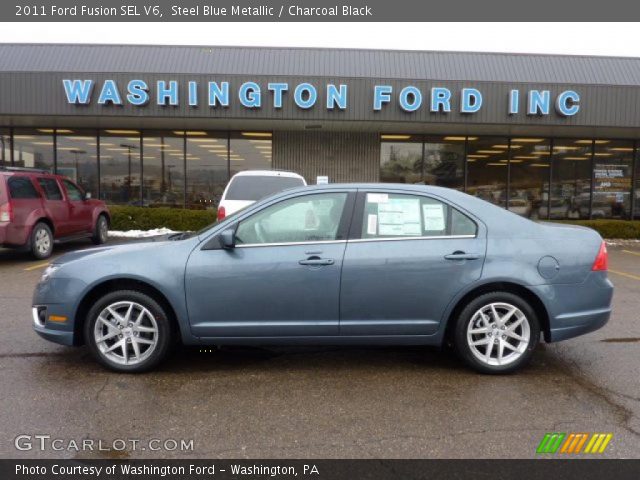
[530,271,614,343]
[0,222,29,247]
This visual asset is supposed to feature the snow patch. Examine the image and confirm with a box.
[108,228,178,238]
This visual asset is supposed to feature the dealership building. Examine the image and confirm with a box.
[0,43,639,219]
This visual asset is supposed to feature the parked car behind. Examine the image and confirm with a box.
[33,184,613,374]
[0,167,110,259]
[217,170,306,220]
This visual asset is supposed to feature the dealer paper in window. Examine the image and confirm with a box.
[422,203,446,231]
[378,197,421,236]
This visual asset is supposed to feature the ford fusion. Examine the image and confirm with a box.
[32,184,613,374]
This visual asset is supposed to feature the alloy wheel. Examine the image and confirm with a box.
[93,301,159,366]
[466,302,531,367]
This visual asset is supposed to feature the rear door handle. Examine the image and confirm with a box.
[444,252,480,261]
[299,257,335,266]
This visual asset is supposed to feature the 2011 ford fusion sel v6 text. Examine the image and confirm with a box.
[32,184,613,374]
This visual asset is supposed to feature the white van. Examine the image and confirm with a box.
[217,170,307,220]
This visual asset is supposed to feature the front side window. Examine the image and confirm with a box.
[63,180,83,201]
[8,176,39,199]
[37,178,63,200]
[361,192,476,239]
[235,192,347,245]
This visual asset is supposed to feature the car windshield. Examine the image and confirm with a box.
[225,175,305,201]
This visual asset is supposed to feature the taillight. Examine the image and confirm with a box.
[0,202,12,222]
[592,241,608,271]
[217,205,226,221]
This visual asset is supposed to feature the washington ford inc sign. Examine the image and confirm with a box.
[62,79,581,117]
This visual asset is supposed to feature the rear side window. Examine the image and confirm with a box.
[361,193,477,239]
[63,180,83,201]
[37,178,63,200]
[226,176,305,201]
[8,176,39,199]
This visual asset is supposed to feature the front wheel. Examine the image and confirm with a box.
[453,292,540,374]
[84,290,172,373]
[92,215,108,245]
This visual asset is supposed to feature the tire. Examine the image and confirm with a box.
[30,222,53,260]
[453,292,540,374]
[92,215,108,245]
[84,290,172,373]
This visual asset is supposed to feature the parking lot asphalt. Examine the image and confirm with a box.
[0,239,638,459]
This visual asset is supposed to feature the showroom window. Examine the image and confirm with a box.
[380,135,423,184]
[635,145,640,220]
[423,136,465,189]
[508,138,551,219]
[13,128,54,172]
[466,136,509,208]
[185,131,229,210]
[592,140,634,219]
[229,132,272,179]
[56,130,98,197]
[143,131,185,208]
[99,130,141,205]
[550,139,593,219]
[0,129,10,167]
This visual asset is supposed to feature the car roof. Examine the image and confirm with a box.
[231,170,305,179]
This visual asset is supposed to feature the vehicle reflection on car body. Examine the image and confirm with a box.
[32,184,613,374]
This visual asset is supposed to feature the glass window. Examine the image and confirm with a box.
[13,128,54,172]
[143,132,185,208]
[235,192,347,245]
[186,132,229,210]
[423,136,465,189]
[99,130,141,205]
[380,136,423,184]
[592,140,633,219]
[550,139,593,219]
[8,176,39,199]
[466,136,509,207]
[361,192,476,239]
[63,179,83,201]
[56,130,98,196]
[226,175,305,202]
[0,129,10,167]
[508,138,551,219]
[230,133,272,179]
[635,147,640,220]
[37,178,63,200]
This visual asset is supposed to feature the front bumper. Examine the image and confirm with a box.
[32,276,88,347]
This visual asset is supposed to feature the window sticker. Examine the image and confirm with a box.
[422,203,446,231]
[367,193,388,203]
[378,197,421,236]
[367,214,378,235]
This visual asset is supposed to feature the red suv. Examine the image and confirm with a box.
[0,167,110,259]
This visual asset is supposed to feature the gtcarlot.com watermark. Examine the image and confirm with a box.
[14,434,194,452]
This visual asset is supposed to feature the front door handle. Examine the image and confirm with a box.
[444,251,480,261]
[299,256,335,266]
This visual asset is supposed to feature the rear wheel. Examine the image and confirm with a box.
[453,292,540,374]
[30,222,53,259]
[84,290,172,373]
[92,215,108,245]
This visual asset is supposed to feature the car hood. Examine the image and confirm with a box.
[53,239,176,265]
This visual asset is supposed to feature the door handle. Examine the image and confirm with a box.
[444,251,480,261]
[299,257,335,266]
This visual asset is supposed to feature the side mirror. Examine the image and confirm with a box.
[84,192,92,200]
[220,228,236,249]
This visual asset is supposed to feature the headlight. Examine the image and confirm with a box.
[40,264,60,282]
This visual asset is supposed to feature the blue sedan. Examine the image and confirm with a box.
[32,184,613,374]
